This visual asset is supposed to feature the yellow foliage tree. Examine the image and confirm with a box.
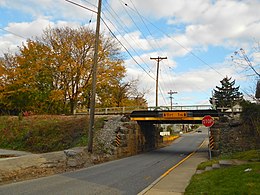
[0,26,128,114]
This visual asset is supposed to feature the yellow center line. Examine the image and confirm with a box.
[162,139,206,177]
[139,139,207,195]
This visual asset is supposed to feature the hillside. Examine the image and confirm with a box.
[0,115,106,153]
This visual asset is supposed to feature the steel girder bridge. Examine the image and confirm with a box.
[130,109,221,124]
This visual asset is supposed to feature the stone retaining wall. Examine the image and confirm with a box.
[210,120,260,156]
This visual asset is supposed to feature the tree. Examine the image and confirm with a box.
[0,26,127,114]
[210,76,243,108]
[232,44,260,101]
[0,53,33,114]
[96,78,147,108]
[241,101,260,136]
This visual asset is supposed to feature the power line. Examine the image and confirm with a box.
[81,0,97,8]
[65,0,190,105]
[120,0,176,103]
[0,27,26,39]
[64,0,155,80]
[168,90,177,109]
[158,85,168,105]
[120,1,225,78]
[119,0,223,103]
[65,0,97,13]
[150,56,167,107]
[102,4,155,76]
[100,17,155,80]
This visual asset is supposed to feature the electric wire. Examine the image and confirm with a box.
[65,0,97,13]
[5,0,253,104]
[120,0,209,102]
[125,0,177,99]
[119,1,175,103]
[120,1,257,102]
[100,17,155,80]
[65,0,185,105]
[0,27,26,39]
[65,0,155,80]
[101,16,155,80]
[102,4,155,76]
[120,1,225,78]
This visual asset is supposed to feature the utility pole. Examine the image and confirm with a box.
[150,56,167,107]
[88,0,102,153]
[168,90,177,110]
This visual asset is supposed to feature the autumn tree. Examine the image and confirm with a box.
[210,76,243,108]
[0,53,32,114]
[96,77,147,108]
[0,26,127,114]
[119,79,148,107]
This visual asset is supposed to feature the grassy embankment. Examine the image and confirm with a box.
[0,115,106,153]
[185,150,260,194]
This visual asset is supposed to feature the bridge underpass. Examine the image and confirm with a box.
[130,109,221,151]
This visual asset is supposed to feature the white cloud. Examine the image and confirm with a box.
[7,18,53,38]
[0,18,82,55]
[127,58,246,106]
[117,0,260,49]
[0,0,96,20]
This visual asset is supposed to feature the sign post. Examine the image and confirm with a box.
[202,115,214,160]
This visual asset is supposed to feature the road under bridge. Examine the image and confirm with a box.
[129,109,221,151]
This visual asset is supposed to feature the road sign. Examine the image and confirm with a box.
[163,112,187,118]
[202,115,214,127]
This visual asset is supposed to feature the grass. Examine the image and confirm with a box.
[0,115,107,153]
[185,162,260,194]
[186,150,260,194]
[197,150,260,170]
[227,150,260,161]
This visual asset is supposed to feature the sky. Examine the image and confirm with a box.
[0,0,260,107]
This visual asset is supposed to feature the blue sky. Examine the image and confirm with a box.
[0,0,260,107]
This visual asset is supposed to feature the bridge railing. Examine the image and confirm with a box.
[75,106,148,115]
[148,105,212,111]
[75,105,213,115]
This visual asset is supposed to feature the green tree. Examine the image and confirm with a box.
[210,76,243,108]
[241,101,260,136]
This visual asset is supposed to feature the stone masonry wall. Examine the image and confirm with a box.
[210,120,260,156]
[93,115,145,158]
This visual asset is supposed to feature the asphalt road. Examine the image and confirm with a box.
[0,127,208,195]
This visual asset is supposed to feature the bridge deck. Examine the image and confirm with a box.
[130,109,220,124]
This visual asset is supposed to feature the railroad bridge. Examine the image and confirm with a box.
[129,108,221,150]
[129,109,220,124]
[76,105,222,151]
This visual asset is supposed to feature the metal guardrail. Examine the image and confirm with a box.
[75,105,213,115]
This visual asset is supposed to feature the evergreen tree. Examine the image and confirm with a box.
[210,76,243,108]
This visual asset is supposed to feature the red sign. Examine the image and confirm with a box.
[202,115,214,127]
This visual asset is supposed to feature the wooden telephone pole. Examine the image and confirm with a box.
[88,0,102,153]
[150,56,167,107]
[168,90,177,110]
